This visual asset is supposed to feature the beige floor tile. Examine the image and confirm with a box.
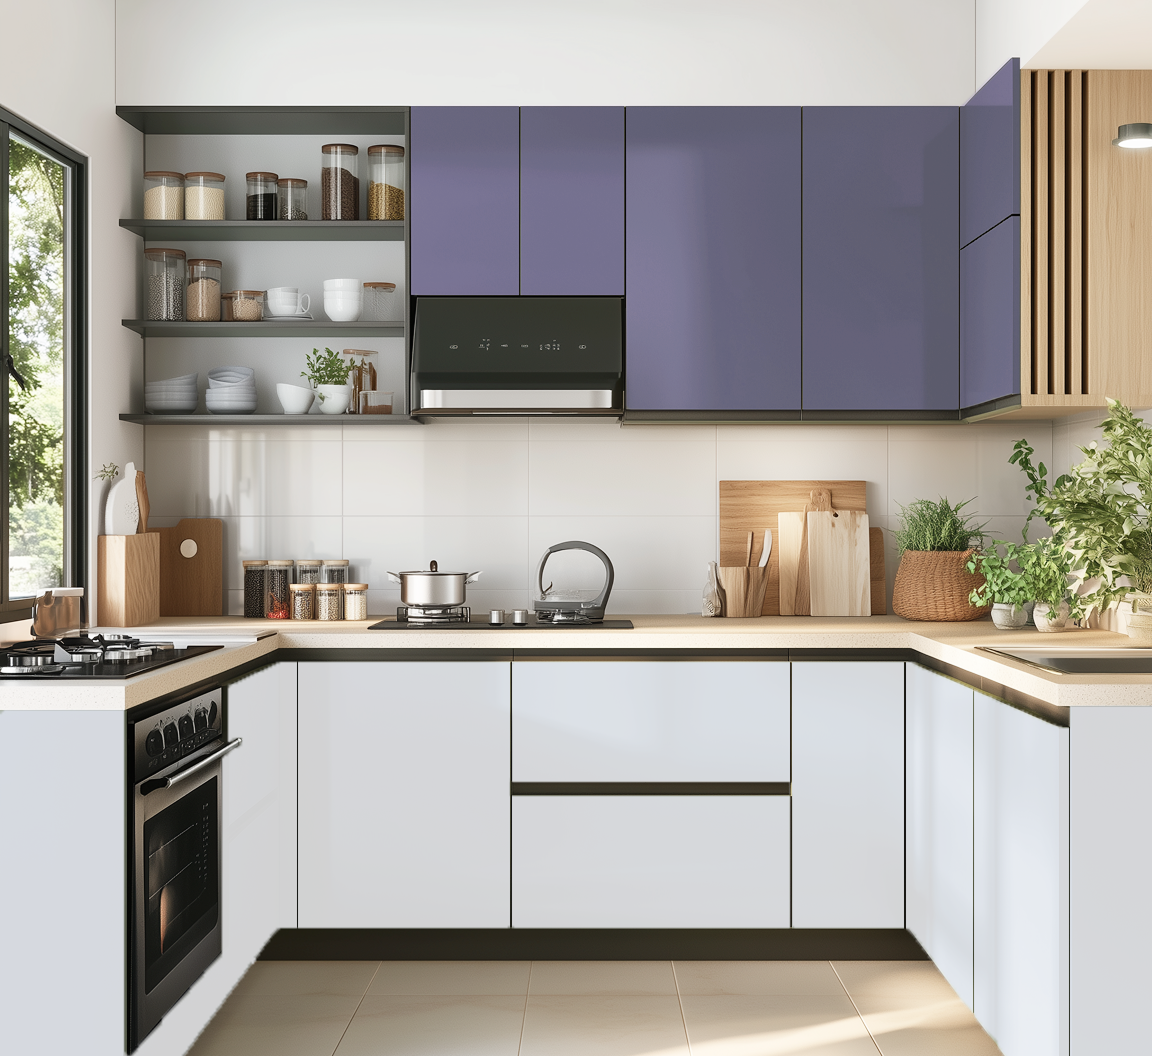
[832,961,959,1002]
[674,961,848,996]
[366,961,532,996]
[333,995,527,1056]
[186,993,362,1056]
[519,995,690,1056]
[230,960,380,998]
[530,960,678,995]
[679,994,880,1056]
[848,994,1003,1056]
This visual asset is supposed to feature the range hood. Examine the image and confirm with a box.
[412,297,623,416]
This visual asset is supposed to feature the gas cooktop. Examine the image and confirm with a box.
[0,635,223,679]
[370,610,634,630]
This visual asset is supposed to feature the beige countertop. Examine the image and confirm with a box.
[1,614,1149,712]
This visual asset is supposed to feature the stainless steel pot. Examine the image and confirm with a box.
[386,561,481,607]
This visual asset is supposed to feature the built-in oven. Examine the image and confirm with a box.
[127,686,241,1052]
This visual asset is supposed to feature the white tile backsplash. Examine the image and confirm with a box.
[144,416,1060,614]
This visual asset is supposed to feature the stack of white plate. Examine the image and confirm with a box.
[206,366,257,414]
[145,373,199,414]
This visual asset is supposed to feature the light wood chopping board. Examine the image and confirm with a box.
[719,480,885,615]
[147,518,223,616]
[808,509,871,616]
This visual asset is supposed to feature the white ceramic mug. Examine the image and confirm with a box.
[266,287,310,317]
[323,291,362,322]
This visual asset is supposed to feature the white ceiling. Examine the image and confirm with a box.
[1027,0,1152,68]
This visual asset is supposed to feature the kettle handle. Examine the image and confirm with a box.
[535,541,614,612]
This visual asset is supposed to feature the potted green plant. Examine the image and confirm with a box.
[300,346,352,415]
[1021,537,1080,631]
[892,497,989,621]
[967,542,1031,629]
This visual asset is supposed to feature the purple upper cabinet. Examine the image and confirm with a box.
[625,107,802,412]
[961,218,1020,411]
[410,107,519,295]
[520,107,624,295]
[961,58,1020,247]
[802,107,959,413]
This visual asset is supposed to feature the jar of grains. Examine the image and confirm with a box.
[322,558,350,619]
[246,172,279,220]
[266,560,293,619]
[343,583,369,621]
[290,582,316,620]
[243,560,267,618]
[362,282,399,321]
[321,144,359,220]
[184,172,226,220]
[316,582,342,621]
[186,258,222,321]
[144,248,186,321]
[278,178,308,220]
[143,171,184,219]
[223,290,264,322]
[294,558,322,584]
[367,144,405,220]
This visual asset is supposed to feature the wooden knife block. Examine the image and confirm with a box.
[717,566,770,618]
[97,533,160,626]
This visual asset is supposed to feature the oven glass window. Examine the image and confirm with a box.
[143,776,218,994]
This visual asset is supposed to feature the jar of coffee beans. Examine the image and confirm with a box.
[186,259,222,321]
[143,171,184,219]
[278,178,308,220]
[243,560,267,618]
[321,144,359,220]
[246,172,279,220]
[367,144,405,220]
[144,248,186,320]
[185,172,226,220]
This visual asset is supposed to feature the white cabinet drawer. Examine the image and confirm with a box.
[512,795,790,927]
[513,661,790,782]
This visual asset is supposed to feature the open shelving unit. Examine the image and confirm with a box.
[119,219,405,241]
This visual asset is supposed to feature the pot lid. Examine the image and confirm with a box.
[397,561,472,576]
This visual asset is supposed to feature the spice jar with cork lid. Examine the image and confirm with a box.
[278,178,308,220]
[246,172,279,220]
[186,259,222,321]
[367,144,405,220]
[184,172,226,220]
[290,583,316,620]
[145,248,186,321]
[144,172,185,219]
[321,144,359,219]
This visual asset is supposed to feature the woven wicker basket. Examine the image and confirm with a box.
[892,548,991,622]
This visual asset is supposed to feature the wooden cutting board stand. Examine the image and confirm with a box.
[147,518,223,616]
[719,480,885,616]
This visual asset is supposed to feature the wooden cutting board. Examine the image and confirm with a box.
[719,480,885,615]
[808,510,871,616]
[147,518,223,616]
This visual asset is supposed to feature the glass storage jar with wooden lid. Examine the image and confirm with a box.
[367,144,404,220]
[145,248,186,320]
[316,582,343,621]
[343,583,369,621]
[294,558,322,584]
[184,172,226,220]
[246,172,279,220]
[266,560,293,619]
[144,172,184,219]
[290,583,316,620]
[243,560,267,618]
[186,259,222,321]
[277,178,307,220]
[222,290,264,322]
[362,282,399,321]
[321,144,359,219]
[342,349,377,415]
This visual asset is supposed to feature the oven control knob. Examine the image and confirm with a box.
[163,722,179,747]
[178,714,195,740]
[145,729,164,757]
[207,700,218,726]
[194,708,208,731]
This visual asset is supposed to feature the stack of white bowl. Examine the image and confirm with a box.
[323,278,362,321]
[206,366,257,414]
[145,373,199,414]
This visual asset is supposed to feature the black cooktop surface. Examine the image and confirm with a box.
[0,637,224,679]
[369,618,634,630]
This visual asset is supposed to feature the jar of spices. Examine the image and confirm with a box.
[145,248,186,321]
[321,144,359,220]
[316,582,343,621]
[223,290,264,322]
[243,560,267,618]
[245,172,279,220]
[294,558,322,584]
[343,583,369,621]
[143,171,185,219]
[266,560,293,619]
[342,349,377,415]
[186,259,222,321]
[184,172,226,220]
[322,558,350,619]
[367,144,405,220]
[278,178,308,220]
[362,282,399,321]
[290,582,316,620]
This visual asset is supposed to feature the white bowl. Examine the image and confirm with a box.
[276,383,315,415]
[315,384,352,415]
[207,366,254,381]
[146,398,198,413]
[323,278,361,292]
[148,372,198,387]
[207,378,256,390]
[205,395,257,415]
[324,295,362,322]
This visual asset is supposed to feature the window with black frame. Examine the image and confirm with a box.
[1,108,86,618]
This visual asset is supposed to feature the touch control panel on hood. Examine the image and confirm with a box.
[413,296,623,415]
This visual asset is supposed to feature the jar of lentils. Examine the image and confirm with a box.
[343,583,369,621]
[184,172,226,220]
[316,582,343,621]
[290,582,315,620]
[278,178,308,220]
[266,560,293,619]
[186,259,222,321]
[243,560,267,618]
[144,171,184,219]
[294,558,322,584]
[321,144,359,219]
[145,248,186,321]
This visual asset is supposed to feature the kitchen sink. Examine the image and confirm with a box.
[979,646,1152,674]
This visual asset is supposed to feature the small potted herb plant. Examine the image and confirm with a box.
[892,497,989,621]
[301,346,352,415]
[967,543,1031,629]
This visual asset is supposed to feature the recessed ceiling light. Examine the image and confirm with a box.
[1113,122,1152,148]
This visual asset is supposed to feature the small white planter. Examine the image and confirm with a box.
[990,602,1028,629]
[1033,599,1070,632]
[315,384,352,415]
[1127,612,1152,644]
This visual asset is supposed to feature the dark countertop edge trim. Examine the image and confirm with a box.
[909,654,1070,728]
[512,782,791,796]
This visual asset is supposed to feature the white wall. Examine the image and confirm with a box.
[1027,0,1152,69]
[975,0,1090,83]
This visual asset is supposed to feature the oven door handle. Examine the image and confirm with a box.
[141,738,242,795]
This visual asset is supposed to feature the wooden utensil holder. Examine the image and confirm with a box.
[97,533,160,626]
[717,566,769,618]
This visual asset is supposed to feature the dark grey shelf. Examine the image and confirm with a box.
[121,219,405,241]
[116,106,406,136]
[120,413,420,426]
[123,319,404,338]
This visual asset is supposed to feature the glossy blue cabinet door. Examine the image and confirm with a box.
[961,58,1020,247]
[521,107,624,295]
[625,107,802,411]
[410,107,520,295]
[803,107,959,413]
[961,218,1020,411]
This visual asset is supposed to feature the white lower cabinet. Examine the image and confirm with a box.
[906,663,975,1010]
[512,795,790,927]
[791,661,905,928]
[297,661,511,928]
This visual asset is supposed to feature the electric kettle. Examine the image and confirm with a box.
[532,541,614,623]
